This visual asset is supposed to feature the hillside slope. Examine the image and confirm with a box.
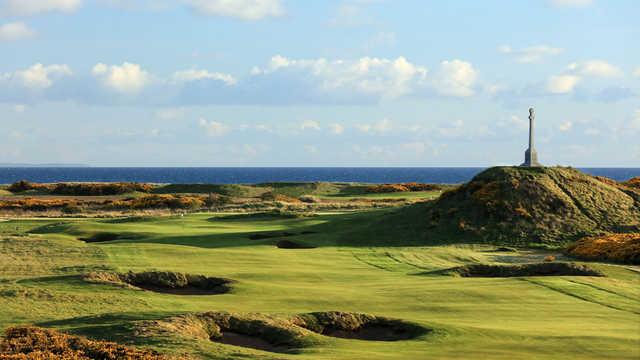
[422,167,640,245]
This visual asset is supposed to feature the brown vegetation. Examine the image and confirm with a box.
[0,326,164,359]
[622,177,640,189]
[7,180,153,195]
[366,182,441,193]
[565,233,640,264]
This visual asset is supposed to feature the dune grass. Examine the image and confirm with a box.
[0,210,638,359]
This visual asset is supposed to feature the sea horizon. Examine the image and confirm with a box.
[1,166,638,185]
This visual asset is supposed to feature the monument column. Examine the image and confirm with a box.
[521,107,542,167]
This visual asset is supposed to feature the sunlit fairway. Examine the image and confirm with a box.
[0,209,638,360]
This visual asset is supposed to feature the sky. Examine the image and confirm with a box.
[0,0,638,167]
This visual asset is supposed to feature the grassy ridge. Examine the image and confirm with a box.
[421,167,640,246]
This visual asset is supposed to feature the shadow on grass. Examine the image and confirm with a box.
[36,312,177,345]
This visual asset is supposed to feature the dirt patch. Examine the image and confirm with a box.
[276,240,316,249]
[486,247,517,252]
[84,271,234,295]
[0,326,164,359]
[292,311,429,341]
[430,262,603,277]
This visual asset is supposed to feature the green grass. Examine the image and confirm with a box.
[0,210,638,359]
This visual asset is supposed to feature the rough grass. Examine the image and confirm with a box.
[0,326,165,359]
[566,233,640,264]
[420,166,640,245]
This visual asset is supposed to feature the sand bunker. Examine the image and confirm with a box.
[84,271,234,295]
[139,312,309,353]
[139,311,429,353]
[276,240,316,249]
[292,311,428,341]
[248,230,317,240]
[79,232,145,243]
[432,262,603,277]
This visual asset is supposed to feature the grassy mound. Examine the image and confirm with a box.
[139,311,429,353]
[429,262,603,277]
[292,311,429,341]
[84,271,234,295]
[566,233,640,264]
[139,312,311,353]
[423,167,640,245]
[0,326,164,359]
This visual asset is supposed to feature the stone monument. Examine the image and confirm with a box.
[521,107,542,167]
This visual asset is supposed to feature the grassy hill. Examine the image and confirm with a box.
[417,166,640,246]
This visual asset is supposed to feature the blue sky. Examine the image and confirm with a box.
[0,0,638,166]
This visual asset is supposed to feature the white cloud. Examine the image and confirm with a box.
[631,110,640,131]
[92,62,150,93]
[304,145,319,154]
[567,60,622,78]
[401,142,427,156]
[183,0,284,20]
[1,0,82,16]
[155,108,184,120]
[329,123,344,135]
[549,0,593,7]
[356,118,392,134]
[0,22,36,41]
[437,119,465,138]
[172,69,236,85]
[634,67,640,78]
[584,127,600,136]
[498,44,563,63]
[546,74,580,94]
[559,120,573,131]
[199,118,230,136]
[300,119,321,131]
[2,63,72,89]
[433,59,477,97]
[13,104,26,113]
[253,55,428,99]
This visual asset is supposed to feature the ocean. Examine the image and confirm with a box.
[0,167,638,185]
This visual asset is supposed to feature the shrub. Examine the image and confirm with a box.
[565,233,640,264]
[7,180,48,193]
[51,182,153,196]
[0,326,164,359]
[298,195,320,203]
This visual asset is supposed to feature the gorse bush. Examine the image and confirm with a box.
[566,233,640,264]
[366,183,441,193]
[7,181,154,195]
[50,182,153,195]
[0,326,165,359]
[7,180,48,193]
[105,195,205,210]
